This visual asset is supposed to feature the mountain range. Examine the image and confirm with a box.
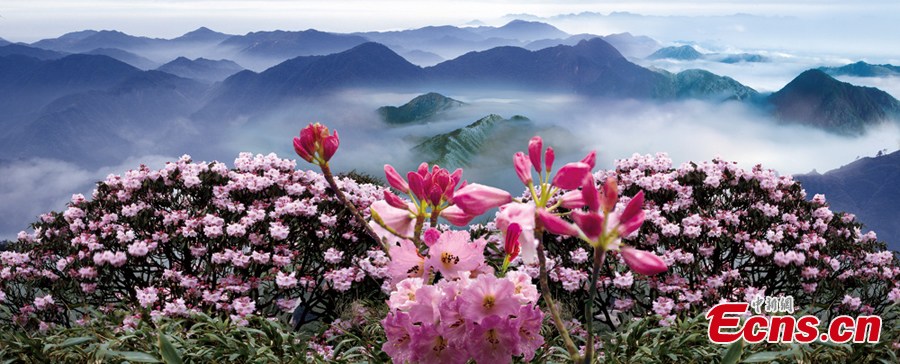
[796,150,900,251]
[647,45,769,64]
[818,61,900,78]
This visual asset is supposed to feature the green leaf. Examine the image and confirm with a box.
[64,336,95,346]
[112,351,162,363]
[721,340,743,364]
[157,333,183,364]
[742,351,783,363]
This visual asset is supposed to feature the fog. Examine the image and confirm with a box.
[2,87,898,240]
[0,155,175,240]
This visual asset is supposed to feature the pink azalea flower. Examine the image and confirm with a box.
[388,277,424,311]
[496,203,537,264]
[440,205,478,226]
[386,239,425,283]
[408,284,443,325]
[410,323,468,364]
[424,230,485,279]
[466,315,518,364]
[511,305,545,362]
[382,311,415,364]
[505,271,540,305]
[293,123,339,164]
[459,274,520,323]
[369,200,415,243]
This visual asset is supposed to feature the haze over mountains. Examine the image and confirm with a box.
[1,19,899,246]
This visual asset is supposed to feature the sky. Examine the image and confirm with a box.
[1,0,899,42]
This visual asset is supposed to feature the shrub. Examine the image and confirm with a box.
[0,153,390,329]
[535,153,900,328]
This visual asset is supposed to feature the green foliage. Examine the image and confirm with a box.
[0,312,313,363]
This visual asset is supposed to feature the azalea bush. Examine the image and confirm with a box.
[1,152,391,330]
[528,154,900,329]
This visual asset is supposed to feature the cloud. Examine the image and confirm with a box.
[0,155,175,240]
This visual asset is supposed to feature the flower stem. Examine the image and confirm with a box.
[584,247,607,363]
[320,164,390,257]
[534,225,582,363]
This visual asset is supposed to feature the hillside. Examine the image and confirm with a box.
[795,150,900,251]
[377,92,465,124]
[768,69,900,134]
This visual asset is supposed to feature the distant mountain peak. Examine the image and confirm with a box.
[378,92,465,124]
[818,61,900,78]
[647,45,703,60]
[768,69,900,134]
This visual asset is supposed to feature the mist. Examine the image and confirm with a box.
[0,155,175,240]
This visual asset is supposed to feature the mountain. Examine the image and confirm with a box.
[2,71,207,166]
[377,92,465,124]
[767,69,900,134]
[0,44,65,60]
[795,150,900,251]
[0,54,142,128]
[32,30,160,53]
[667,69,759,101]
[601,32,661,58]
[429,38,673,98]
[718,53,768,64]
[472,20,568,42]
[523,34,597,51]
[401,50,445,66]
[413,114,529,168]
[219,30,369,61]
[0,38,9,46]
[647,45,704,61]
[172,27,231,44]
[85,48,158,69]
[197,42,426,120]
[818,61,900,78]
[157,57,244,82]
[413,114,573,170]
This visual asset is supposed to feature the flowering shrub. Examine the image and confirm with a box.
[533,153,900,328]
[1,152,389,329]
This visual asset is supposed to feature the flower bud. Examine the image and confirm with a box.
[504,223,522,261]
[514,152,532,185]
[452,183,512,215]
[621,246,667,275]
[537,209,579,237]
[528,136,543,173]
[384,165,409,193]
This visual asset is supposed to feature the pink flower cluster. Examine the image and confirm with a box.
[2,152,389,328]
[383,258,543,363]
[534,153,899,325]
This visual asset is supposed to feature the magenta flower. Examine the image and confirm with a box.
[459,274,521,324]
[621,247,668,275]
[424,230,486,279]
[551,162,592,190]
[466,315,518,364]
[453,183,512,215]
[292,123,339,164]
[503,223,522,262]
[386,239,425,284]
